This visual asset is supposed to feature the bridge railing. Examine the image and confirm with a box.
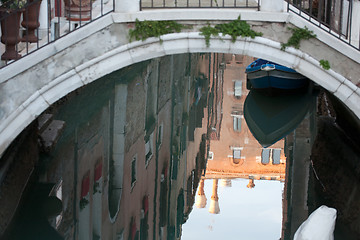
[287,0,359,50]
[140,0,259,9]
[0,0,114,68]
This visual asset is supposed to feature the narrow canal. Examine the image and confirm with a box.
[0,53,359,240]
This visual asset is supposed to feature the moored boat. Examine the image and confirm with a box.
[245,59,308,93]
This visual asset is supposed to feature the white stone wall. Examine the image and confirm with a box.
[115,0,140,12]
[260,0,284,12]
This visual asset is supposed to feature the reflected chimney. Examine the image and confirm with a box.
[247,179,255,189]
[231,54,236,62]
[220,179,232,187]
[209,179,220,214]
[195,179,207,208]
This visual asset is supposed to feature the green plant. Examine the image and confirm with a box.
[0,0,27,9]
[93,181,100,194]
[129,19,190,43]
[199,16,263,47]
[80,197,89,210]
[199,24,221,47]
[281,26,316,50]
[320,59,330,70]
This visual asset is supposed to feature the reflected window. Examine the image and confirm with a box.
[233,149,241,159]
[145,71,156,133]
[49,179,63,228]
[261,149,281,165]
[145,132,154,167]
[231,113,243,132]
[116,230,124,240]
[233,116,241,132]
[272,149,281,165]
[131,156,137,189]
[157,124,163,149]
[140,196,149,240]
[234,80,242,97]
[261,149,270,165]
[208,151,214,160]
[233,149,242,164]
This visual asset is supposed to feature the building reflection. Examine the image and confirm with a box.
[194,54,320,240]
[1,53,210,240]
[1,52,323,240]
[197,54,286,218]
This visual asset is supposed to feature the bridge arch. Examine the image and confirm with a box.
[0,30,359,156]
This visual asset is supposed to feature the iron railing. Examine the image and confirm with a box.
[0,0,114,68]
[287,0,359,50]
[140,0,260,9]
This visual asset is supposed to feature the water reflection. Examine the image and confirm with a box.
[183,54,287,239]
[244,90,316,148]
[184,179,284,239]
[1,53,359,240]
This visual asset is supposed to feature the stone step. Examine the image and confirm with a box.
[37,114,54,133]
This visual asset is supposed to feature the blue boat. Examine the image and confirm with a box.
[245,59,308,92]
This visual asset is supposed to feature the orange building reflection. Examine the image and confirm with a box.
[201,54,286,213]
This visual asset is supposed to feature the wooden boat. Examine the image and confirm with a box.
[245,59,308,92]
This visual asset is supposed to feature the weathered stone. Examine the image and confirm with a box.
[37,113,53,132]
[39,120,66,152]
[311,116,360,237]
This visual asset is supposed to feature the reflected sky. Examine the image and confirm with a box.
[182,179,284,239]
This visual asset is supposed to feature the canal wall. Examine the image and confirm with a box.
[0,122,39,236]
[311,116,360,238]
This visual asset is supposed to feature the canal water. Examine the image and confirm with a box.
[1,53,360,240]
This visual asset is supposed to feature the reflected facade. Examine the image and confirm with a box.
[1,53,360,240]
[183,54,287,240]
[205,54,286,181]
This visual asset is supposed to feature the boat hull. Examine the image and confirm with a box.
[244,90,315,147]
[247,69,308,90]
[245,60,308,91]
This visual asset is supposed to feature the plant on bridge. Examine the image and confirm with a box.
[199,24,221,47]
[0,0,27,10]
[320,59,330,70]
[199,16,263,47]
[281,26,316,50]
[129,19,190,43]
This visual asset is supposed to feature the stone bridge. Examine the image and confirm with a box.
[0,4,359,156]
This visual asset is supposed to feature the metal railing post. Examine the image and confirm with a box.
[0,0,114,69]
[287,0,359,50]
